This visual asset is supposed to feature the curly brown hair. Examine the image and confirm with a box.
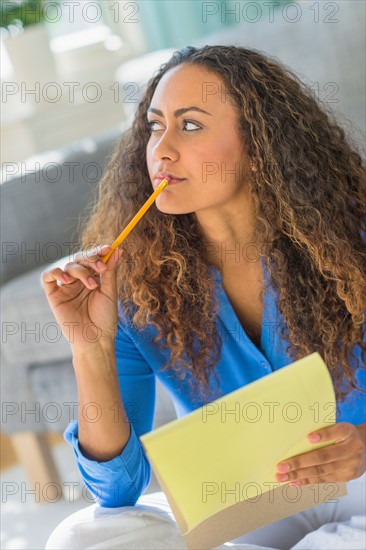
[77,45,366,410]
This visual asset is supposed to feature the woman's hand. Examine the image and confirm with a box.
[41,244,123,352]
[275,422,366,486]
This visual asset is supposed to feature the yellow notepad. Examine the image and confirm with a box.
[140,352,347,549]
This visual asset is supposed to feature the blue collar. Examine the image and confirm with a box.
[209,257,279,363]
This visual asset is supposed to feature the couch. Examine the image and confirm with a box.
[0,125,177,501]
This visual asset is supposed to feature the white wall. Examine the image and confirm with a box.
[193,0,365,148]
[1,0,364,164]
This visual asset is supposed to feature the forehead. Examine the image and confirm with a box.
[149,64,235,112]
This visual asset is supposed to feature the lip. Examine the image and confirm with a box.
[153,176,186,187]
[154,172,185,180]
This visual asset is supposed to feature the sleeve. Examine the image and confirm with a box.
[63,308,156,508]
[336,311,366,426]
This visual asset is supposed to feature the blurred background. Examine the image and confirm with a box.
[1,1,365,548]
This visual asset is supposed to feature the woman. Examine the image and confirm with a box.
[43,45,365,549]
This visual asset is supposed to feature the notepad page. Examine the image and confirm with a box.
[140,352,337,533]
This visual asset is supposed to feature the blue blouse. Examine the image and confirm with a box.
[64,260,366,507]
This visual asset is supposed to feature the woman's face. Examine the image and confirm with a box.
[146,64,251,216]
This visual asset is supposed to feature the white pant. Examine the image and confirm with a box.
[45,474,366,550]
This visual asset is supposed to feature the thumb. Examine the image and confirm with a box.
[99,247,123,292]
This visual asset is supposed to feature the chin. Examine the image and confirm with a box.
[154,200,194,216]
[156,205,194,215]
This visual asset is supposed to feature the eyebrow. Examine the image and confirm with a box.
[146,106,212,117]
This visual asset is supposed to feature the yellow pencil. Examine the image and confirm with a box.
[101,178,170,263]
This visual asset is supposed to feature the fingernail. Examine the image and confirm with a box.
[96,260,107,270]
[308,433,320,442]
[277,463,291,473]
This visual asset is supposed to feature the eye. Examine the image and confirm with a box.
[183,120,201,131]
[147,119,202,132]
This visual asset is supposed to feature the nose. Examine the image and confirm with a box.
[152,128,179,162]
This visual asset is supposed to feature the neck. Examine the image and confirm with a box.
[195,193,258,271]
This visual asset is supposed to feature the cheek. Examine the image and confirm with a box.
[201,139,234,165]
[146,140,151,157]
[146,142,153,170]
[199,144,236,184]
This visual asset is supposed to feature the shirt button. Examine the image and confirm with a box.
[261,361,271,372]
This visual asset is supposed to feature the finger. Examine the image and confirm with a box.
[277,438,349,478]
[307,422,354,445]
[41,268,72,297]
[74,245,122,275]
[73,245,114,275]
[72,256,109,276]
[276,422,355,475]
[276,456,348,484]
[289,471,348,486]
[95,248,123,295]
[63,262,100,289]
[103,246,123,268]
[288,459,352,486]
[74,244,111,263]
